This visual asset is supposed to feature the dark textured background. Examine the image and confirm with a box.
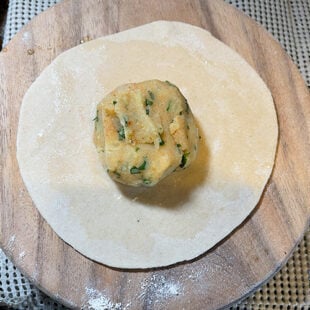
[0,2,9,47]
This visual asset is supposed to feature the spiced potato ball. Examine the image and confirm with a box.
[94,80,199,186]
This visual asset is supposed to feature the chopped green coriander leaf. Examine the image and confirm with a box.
[145,98,153,115]
[130,159,147,174]
[145,98,153,106]
[165,80,176,87]
[143,178,152,185]
[180,155,187,168]
[159,135,165,146]
[130,167,140,174]
[185,99,189,113]
[93,110,99,121]
[180,152,190,168]
[123,116,128,127]
[199,135,202,139]
[179,111,183,115]
[148,90,155,100]
[113,100,117,105]
[176,143,182,148]
[118,125,125,140]
[138,159,147,170]
[166,100,172,111]
[135,147,140,152]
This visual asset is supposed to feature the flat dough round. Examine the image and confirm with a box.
[17,21,278,268]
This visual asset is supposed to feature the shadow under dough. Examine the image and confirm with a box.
[117,119,209,209]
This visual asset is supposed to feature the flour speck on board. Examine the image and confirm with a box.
[22,31,32,45]
[83,275,182,309]
[7,235,16,250]
[138,274,183,306]
[19,251,26,260]
[84,287,131,310]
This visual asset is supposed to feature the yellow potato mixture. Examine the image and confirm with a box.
[94,80,199,186]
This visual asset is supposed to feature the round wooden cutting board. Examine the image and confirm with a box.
[0,0,309,309]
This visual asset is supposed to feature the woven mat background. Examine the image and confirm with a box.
[0,0,309,309]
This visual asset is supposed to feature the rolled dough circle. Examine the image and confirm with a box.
[17,21,278,268]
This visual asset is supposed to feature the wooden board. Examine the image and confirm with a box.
[0,0,309,309]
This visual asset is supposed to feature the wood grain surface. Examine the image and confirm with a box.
[0,0,309,309]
